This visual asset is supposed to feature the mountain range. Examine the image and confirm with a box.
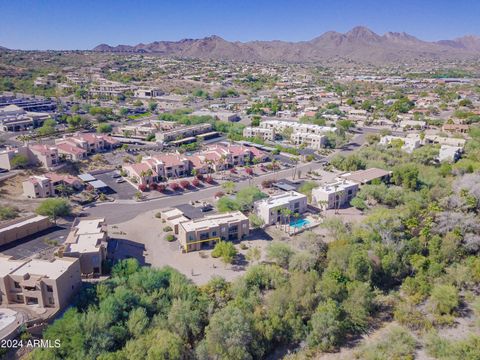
[92,26,480,64]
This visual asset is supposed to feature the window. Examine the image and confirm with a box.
[212,231,217,237]
[46,285,53,292]
[13,281,20,289]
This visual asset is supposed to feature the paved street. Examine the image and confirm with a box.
[85,131,366,224]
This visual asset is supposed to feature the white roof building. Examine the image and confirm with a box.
[254,191,307,225]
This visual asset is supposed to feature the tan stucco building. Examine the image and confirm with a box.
[0,256,81,310]
[62,218,108,276]
[178,211,249,252]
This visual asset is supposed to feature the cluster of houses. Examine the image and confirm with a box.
[123,143,268,186]
[243,120,337,150]
[0,217,107,312]
[158,167,392,253]
[380,133,466,162]
[0,133,118,172]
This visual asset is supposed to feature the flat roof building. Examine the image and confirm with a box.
[339,168,392,185]
[312,180,359,209]
[62,218,108,276]
[0,255,81,310]
[254,191,307,226]
[178,211,249,252]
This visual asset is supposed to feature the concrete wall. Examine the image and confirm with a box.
[0,216,52,247]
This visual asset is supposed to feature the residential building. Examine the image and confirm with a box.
[22,172,82,198]
[62,218,108,276]
[89,80,135,98]
[0,145,61,170]
[290,132,326,150]
[438,145,463,163]
[0,255,81,309]
[380,135,421,153]
[56,133,118,155]
[339,168,392,185]
[260,120,337,136]
[0,105,51,132]
[28,144,61,169]
[312,180,359,209]
[159,208,189,234]
[134,88,164,99]
[178,211,249,252]
[155,123,212,143]
[123,162,158,186]
[56,142,87,161]
[243,126,276,141]
[442,124,470,134]
[0,146,30,170]
[254,191,308,225]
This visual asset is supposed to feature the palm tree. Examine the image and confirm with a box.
[292,156,299,180]
[335,190,345,215]
[292,212,300,235]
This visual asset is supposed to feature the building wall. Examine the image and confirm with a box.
[0,216,52,246]
[312,184,358,209]
[0,258,81,310]
[255,196,308,225]
[178,216,249,252]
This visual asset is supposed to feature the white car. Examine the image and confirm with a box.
[116,178,126,183]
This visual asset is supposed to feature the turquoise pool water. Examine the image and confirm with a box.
[290,218,310,228]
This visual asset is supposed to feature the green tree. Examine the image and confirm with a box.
[36,198,71,223]
[211,241,237,264]
[37,119,57,136]
[222,181,236,194]
[266,242,294,269]
[217,197,240,213]
[429,284,459,315]
[200,306,253,360]
[248,213,264,229]
[307,299,343,351]
[97,123,113,133]
[148,101,158,112]
[0,206,19,220]
[127,307,149,338]
[10,154,29,169]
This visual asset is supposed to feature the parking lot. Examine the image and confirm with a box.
[0,225,70,260]
[94,171,138,200]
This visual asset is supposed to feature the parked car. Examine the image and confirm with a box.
[112,173,121,178]
[116,178,126,183]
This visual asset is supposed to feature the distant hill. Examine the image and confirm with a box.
[0,45,10,52]
[92,26,480,63]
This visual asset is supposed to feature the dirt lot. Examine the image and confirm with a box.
[107,208,274,285]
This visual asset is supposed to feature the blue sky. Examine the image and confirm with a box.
[1,0,479,50]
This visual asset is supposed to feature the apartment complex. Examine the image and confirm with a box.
[155,123,213,143]
[22,172,83,198]
[243,126,276,141]
[258,120,336,148]
[290,132,326,150]
[0,256,81,310]
[312,180,359,209]
[254,191,308,225]
[62,218,108,276]
[0,145,60,171]
[178,211,249,252]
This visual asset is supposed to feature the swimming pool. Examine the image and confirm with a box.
[289,218,310,229]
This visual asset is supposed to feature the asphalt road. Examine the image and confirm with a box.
[85,131,366,224]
